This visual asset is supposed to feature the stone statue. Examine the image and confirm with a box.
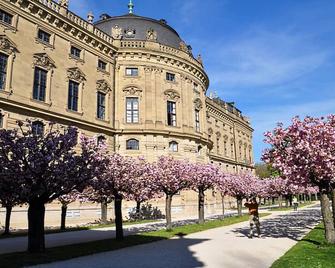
[146,28,157,41]
[59,0,69,9]
[179,41,188,52]
[112,25,122,40]
[87,12,94,24]
[197,54,203,65]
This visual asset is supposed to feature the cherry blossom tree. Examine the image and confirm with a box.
[58,191,81,231]
[154,156,191,230]
[0,121,98,252]
[216,174,230,218]
[263,115,335,244]
[188,163,220,224]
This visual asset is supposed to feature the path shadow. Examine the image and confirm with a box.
[231,208,321,241]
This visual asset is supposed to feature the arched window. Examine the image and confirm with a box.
[126,139,139,150]
[197,145,202,156]
[32,121,44,136]
[97,135,106,145]
[169,141,178,152]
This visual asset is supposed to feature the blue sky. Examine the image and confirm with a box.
[70,0,335,162]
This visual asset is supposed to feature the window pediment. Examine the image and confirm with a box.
[67,67,86,83]
[0,35,17,54]
[33,53,56,70]
[164,89,180,101]
[97,79,111,93]
[123,86,142,96]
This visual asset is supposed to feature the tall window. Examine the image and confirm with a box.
[167,101,176,126]
[68,80,79,111]
[70,46,81,58]
[166,72,175,82]
[224,141,227,156]
[32,121,44,136]
[125,67,138,76]
[0,112,3,128]
[169,141,178,152]
[231,143,234,158]
[33,67,47,102]
[126,97,139,123]
[126,139,139,150]
[0,9,13,25]
[195,110,200,132]
[217,139,220,154]
[97,92,106,120]
[0,53,8,90]
[37,29,51,44]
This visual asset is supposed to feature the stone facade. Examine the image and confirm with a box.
[0,0,253,228]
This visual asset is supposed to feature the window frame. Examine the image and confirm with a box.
[125,67,139,77]
[98,60,107,71]
[37,29,51,44]
[33,67,48,102]
[68,80,79,112]
[70,46,82,59]
[0,9,13,25]
[0,52,9,91]
[126,97,139,124]
[97,91,106,120]
[0,112,4,128]
[195,109,200,132]
[167,101,177,126]
[169,141,178,152]
[126,139,140,150]
[166,72,176,82]
[31,121,44,137]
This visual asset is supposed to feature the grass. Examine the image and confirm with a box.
[271,224,335,268]
[0,213,270,267]
[269,201,315,212]
[0,219,159,239]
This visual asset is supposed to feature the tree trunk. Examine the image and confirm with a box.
[320,191,335,244]
[101,200,108,224]
[289,195,293,207]
[278,195,283,208]
[221,193,225,218]
[198,189,205,224]
[114,197,123,240]
[165,195,173,230]
[3,206,12,235]
[60,204,67,231]
[136,201,141,215]
[332,189,335,229]
[28,201,46,253]
[237,197,242,216]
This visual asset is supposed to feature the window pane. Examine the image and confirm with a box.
[68,80,79,111]
[0,53,8,90]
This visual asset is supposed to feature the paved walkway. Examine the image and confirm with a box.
[31,206,321,268]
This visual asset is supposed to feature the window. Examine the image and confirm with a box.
[98,60,107,71]
[231,143,234,157]
[0,53,8,90]
[37,29,51,44]
[97,135,106,145]
[197,146,202,156]
[97,92,106,120]
[32,121,44,136]
[68,80,79,111]
[126,97,139,123]
[169,141,178,152]
[0,9,13,25]
[224,141,227,156]
[217,139,220,154]
[166,72,175,82]
[167,101,176,126]
[195,110,200,132]
[70,46,81,58]
[0,113,3,128]
[126,139,139,150]
[33,67,47,102]
[125,67,138,76]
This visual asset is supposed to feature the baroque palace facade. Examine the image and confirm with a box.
[0,0,253,226]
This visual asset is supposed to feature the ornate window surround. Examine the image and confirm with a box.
[0,35,17,94]
[31,53,56,105]
[66,67,86,115]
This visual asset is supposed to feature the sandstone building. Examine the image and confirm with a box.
[0,0,254,227]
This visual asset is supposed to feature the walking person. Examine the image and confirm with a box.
[244,197,261,238]
[293,196,299,211]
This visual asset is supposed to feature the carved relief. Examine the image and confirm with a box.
[0,35,17,54]
[33,53,56,70]
[216,131,221,139]
[164,89,180,101]
[146,28,157,41]
[223,134,229,141]
[96,79,111,93]
[194,98,203,110]
[59,0,69,8]
[123,86,142,96]
[124,28,136,38]
[208,128,213,135]
[67,67,86,82]
[112,25,122,39]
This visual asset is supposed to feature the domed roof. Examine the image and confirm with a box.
[95,14,183,49]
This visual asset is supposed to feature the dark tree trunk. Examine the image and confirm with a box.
[198,189,205,224]
[165,195,173,230]
[278,195,283,208]
[221,193,225,218]
[289,195,293,207]
[237,197,242,216]
[272,197,275,205]
[3,206,12,235]
[60,204,67,231]
[28,201,46,253]
[320,190,335,244]
[114,197,123,240]
[136,201,141,215]
[101,200,108,224]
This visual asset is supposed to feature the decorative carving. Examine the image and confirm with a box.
[123,86,142,96]
[67,67,86,82]
[112,25,122,39]
[146,28,157,41]
[96,79,111,93]
[223,135,229,141]
[59,0,69,9]
[87,12,94,24]
[208,128,213,135]
[0,35,17,54]
[124,28,136,38]
[194,98,203,110]
[197,54,203,65]
[164,89,180,101]
[179,41,188,52]
[33,53,56,70]
[216,131,221,139]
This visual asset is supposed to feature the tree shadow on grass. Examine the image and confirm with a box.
[231,208,321,241]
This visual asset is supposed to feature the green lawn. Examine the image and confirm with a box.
[0,219,159,239]
[271,224,335,268]
[0,213,270,267]
[269,202,315,212]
